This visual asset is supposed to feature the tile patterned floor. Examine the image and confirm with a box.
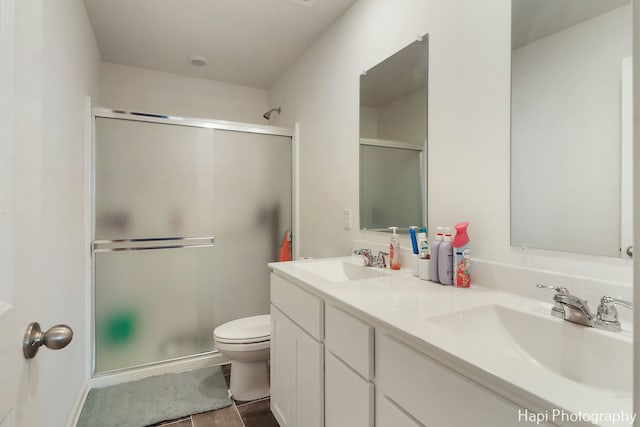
[148,364,279,427]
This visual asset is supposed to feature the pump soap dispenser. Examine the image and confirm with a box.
[388,227,401,270]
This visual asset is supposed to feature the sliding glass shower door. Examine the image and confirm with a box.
[93,115,291,373]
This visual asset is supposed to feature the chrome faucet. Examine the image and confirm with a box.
[354,248,375,266]
[537,284,633,332]
[353,249,388,268]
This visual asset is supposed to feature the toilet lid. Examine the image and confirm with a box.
[213,314,271,344]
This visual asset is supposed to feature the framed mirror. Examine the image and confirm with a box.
[510,0,632,257]
[359,35,428,232]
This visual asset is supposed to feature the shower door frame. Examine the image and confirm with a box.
[90,108,296,378]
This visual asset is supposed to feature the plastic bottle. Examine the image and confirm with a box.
[417,227,431,281]
[453,222,471,288]
[438,229,454,285]
[417,227,429,258]
[388,226,401,270]
[430,227,444,282]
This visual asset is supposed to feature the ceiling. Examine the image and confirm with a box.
[83,0,357,89]
[512,0,629,50]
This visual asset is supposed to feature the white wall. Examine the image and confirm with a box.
[268,0,632,286]
[269,0,512,260]
[41,0,101,425]
[100,62,269,123]
[511,6,631,257]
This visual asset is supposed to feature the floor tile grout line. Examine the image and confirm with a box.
[232,401,246,427]
[234,396,271,407]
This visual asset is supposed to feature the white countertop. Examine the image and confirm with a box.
[269,256,634,427]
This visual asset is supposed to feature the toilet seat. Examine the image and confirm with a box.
[213,314,270,345]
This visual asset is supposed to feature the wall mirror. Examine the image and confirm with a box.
[359,35,428,232]
[510,0,632,257]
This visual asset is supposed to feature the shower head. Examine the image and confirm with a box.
[263,107,281,120]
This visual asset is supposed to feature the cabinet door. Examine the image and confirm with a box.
[325,351,374,427]
[377,333,525,427]
[271,306,296,427]
[377,396,423,427]
[271,305,324,427]
[296,325,324,427]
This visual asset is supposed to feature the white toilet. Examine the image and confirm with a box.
[213,314,271,401]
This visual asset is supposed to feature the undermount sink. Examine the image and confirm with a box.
[427,304,632,393]
[294,258,390,282]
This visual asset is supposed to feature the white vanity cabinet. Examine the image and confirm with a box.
[270,274,324,427]
[270,269,559,427]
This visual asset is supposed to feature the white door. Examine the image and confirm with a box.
[1,0,58,425]
[0,0,22,424]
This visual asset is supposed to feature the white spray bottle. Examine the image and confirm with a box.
[430,227,444,282]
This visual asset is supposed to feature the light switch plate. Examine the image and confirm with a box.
[343,209,351,230]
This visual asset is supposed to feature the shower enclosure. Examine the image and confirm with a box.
[92,110,292,374]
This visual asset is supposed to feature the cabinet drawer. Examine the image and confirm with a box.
[325,304,374,380]
[325,351,373,427]
[271,273,323,340]
[377,333,522,427]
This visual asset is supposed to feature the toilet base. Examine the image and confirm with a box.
[229,359,270,401]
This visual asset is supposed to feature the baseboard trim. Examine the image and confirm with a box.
[67,383,89,427]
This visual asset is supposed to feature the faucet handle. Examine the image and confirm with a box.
[537,284,570,320]
[596,296,633,329]
[596,296,633,332]
[536,284,570,295]
[376,251,389,268]
[599,296,633,310]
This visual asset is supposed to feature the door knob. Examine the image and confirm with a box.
[626,246,633,257]
[23,322,73,359]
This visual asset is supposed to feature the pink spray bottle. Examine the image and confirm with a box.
[453,222,471,288]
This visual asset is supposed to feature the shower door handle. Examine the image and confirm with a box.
[23,322,73,359]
